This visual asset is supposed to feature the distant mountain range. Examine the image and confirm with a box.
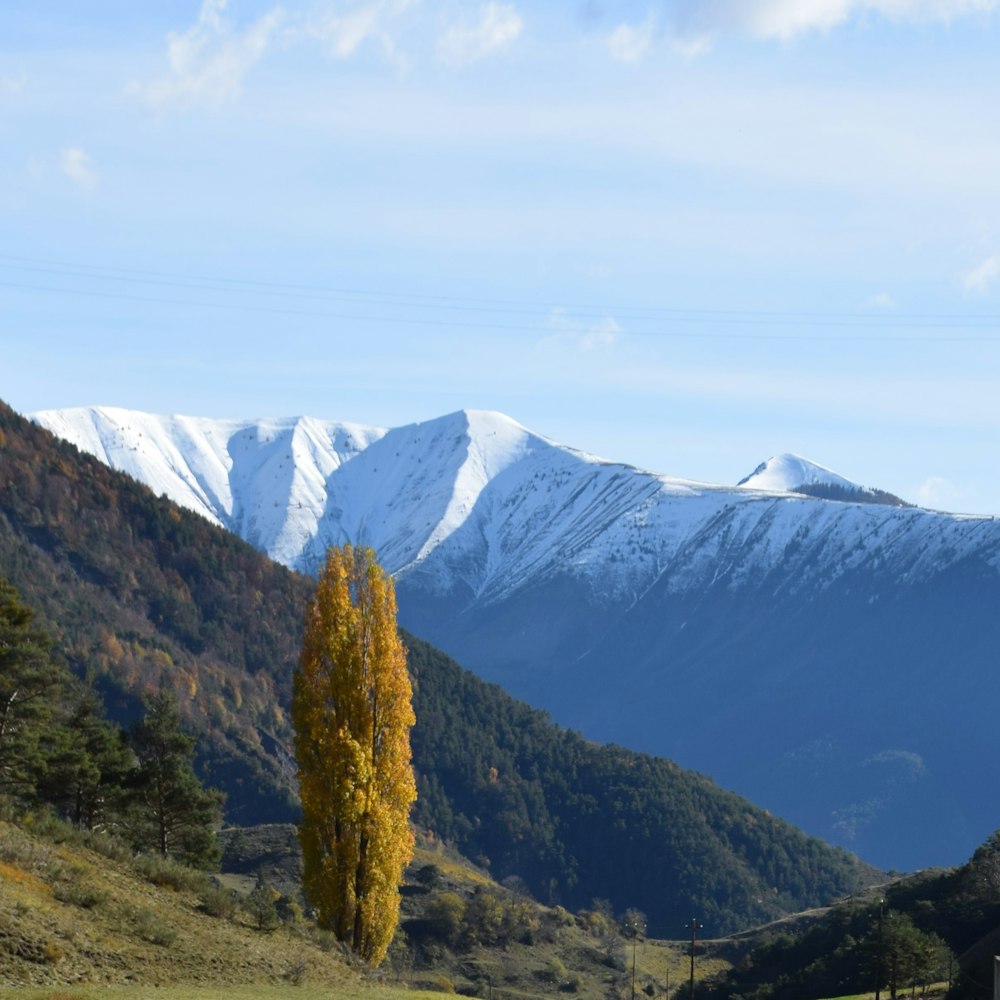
[0,400,878,936]
[32,405,1000,871]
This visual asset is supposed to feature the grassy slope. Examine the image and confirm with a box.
[0,817,363,991]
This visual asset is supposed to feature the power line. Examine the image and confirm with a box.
[1,252,999,340]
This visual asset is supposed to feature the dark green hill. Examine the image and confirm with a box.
[406,635,878,934]
[0,400,878,935]
[694,830,1000,1000]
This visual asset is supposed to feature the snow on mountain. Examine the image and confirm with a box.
[737,453,860,494]
[30,404,1000,871]
[31,406,387,569]
[32,405,996,608]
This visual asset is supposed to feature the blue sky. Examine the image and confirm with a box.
[3,1,1000,513]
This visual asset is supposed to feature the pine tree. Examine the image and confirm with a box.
[0,576,68,796]
[40,691,133,831]
[128,690,223,867]
[292,544,416,966]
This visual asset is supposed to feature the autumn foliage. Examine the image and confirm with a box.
[292,545,416,965]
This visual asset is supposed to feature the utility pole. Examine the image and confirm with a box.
[625,910,645,1000]
[632,933,638,1000]
[875,898,885,1000]
[688,918,700,1000]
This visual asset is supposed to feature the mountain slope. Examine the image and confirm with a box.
[0,400,876,935]
[32,405,387,569]
[739,453,911,506]
[406,632,878,935]
[31,404,1000,869]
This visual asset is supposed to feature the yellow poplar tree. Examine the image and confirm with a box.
[292,544,417,965]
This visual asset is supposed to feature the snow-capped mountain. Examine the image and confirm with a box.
[739,453,910,506]
[32,405,1000,871]
[32,407,387,569]
[738,453,861,493]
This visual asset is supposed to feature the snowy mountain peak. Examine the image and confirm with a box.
[737,453,859,494]
[24,403,1000,872]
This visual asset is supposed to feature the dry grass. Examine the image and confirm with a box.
[411,842,494,888]
[0,819,364,992]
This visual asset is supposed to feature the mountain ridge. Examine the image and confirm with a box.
[0,398,879,937]
[29,403,1000,870]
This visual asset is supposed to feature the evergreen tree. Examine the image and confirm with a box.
[293,544,416,966]
[40,690,133,831]
[128,690,223,867]
[867,911,951,1000]
[0,576,67,796]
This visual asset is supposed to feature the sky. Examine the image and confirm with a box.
[3,1,1000,514]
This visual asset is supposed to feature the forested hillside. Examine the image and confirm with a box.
[695,829,1000,1000]
[407,636,877,934]
[0,401,311,821]
[0,399,878,934]
[35,406,1000,870]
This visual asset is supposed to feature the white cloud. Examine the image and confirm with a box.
[545,309,623,351]
[133,0,284,111]
[60,147,97,191]
[865,292,896,309]
[669,33,714,58]
[916,476,963,510]
[608,16,656,63]
[963,254,1000,294]
[670,0,998,42]
[307,0,416,63]
[437,3,523,68]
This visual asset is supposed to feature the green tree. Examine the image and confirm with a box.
[864,909,951,1000]
[245,877,280,931]
[39,690,133,831]
[128,690,223,867]
[292,544,417,966]
[0,576,68,796]
[426,890,467,947]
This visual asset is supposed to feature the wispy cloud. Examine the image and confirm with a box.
[608,16,656,63]
[437,3,524,67]
[60,147,98,191]
[865,291,897,309]
[132,0,285,111]
[963,254,1000,294]
[669,33,714,58]
[670,0,998,42]
[306,0,416,63]
[916,475,964,510]
[545,308,623,351]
